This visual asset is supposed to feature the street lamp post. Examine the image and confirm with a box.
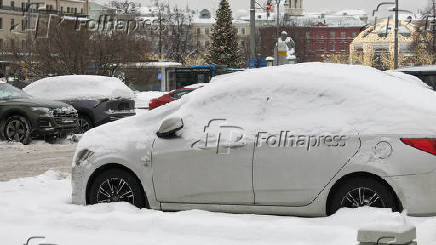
[275,0,281,66]
[394,0,399,69]
[249,0,256,59]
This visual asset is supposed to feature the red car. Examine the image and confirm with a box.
[149,87,197,110]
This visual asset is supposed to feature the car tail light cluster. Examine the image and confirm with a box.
[401,138,436,156]
[149,99,158,110]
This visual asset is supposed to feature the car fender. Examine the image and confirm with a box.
[80,151,160,210]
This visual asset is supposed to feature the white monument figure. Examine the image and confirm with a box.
[276,31,296,65]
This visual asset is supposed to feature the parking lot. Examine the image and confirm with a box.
[0,142,75,181]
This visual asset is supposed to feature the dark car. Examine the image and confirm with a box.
[23,75,136,133]
[0,82,78,144]
[149,88,197,110]
[63,98,135,133]
[397,65,436,90]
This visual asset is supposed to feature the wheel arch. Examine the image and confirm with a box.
[326,171,403,215]
[85,163,149,208]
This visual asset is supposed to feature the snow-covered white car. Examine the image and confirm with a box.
[24,75,136,133]
[72,63,436,216]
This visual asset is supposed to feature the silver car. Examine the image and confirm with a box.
[71,64,436,217]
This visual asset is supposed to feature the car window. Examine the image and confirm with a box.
[0,83,31,100]
[170,89,195,100]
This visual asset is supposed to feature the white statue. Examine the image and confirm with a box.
[276,31,296,65]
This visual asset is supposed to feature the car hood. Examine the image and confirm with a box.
[2,98,71,109]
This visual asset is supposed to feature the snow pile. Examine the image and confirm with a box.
[77,63,436,154]
[134,91,165,109]
[24,75,134,100]
[1,171,435,245]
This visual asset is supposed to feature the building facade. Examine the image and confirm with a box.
[350,19,428,70]
[0,0,88,50]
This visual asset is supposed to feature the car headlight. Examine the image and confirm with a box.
[75,149,95,166]
[31,107,54,117]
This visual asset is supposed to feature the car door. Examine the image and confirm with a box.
[152,123,255,205]
[253,133,361,206]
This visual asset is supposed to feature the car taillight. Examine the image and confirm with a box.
[149,99,158,110]
[401,138,436,156]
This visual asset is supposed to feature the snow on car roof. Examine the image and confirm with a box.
[24,75,134,100]
[77,63,436,154]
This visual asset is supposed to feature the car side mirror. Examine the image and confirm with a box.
[156,117,184,138]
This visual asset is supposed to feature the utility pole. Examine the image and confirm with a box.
[275,0,281,66]
[249,0,256,59]
[394,0,399,69]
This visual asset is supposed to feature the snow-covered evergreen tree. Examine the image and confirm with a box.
[206,0,243,68]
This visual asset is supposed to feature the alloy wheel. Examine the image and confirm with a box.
[5,119,27,142]
[340,187,385,208]
[96,177,135,204]
[77,117,91,133]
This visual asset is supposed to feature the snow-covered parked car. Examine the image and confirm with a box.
[72,63,436,216]
[24,75,136,133]
[0,82,78,144]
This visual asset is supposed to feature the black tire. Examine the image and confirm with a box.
[327,176,400,215]
[1,115,32,145]
[88,168,147,208]
[77,115,93,134]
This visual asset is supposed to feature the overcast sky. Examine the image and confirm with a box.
[141,0,430,16]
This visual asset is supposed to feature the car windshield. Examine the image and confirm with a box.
[0,83,31,100]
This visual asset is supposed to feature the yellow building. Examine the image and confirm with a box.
[350,19,432,70]
[0,0,88,50]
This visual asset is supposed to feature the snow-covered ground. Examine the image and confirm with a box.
[0,171,435,245]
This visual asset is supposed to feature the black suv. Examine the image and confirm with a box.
[0,83,78,144]
[397,66,436,90]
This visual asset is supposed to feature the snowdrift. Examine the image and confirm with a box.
[24,75,134,100]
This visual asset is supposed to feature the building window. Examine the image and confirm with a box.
[341,41,346,51]
[205,27,209,35]
[0,39,3,49]
[10,18,14,31]
[196,28,200,35]
[0,18,2,29]
[21,2,24,10]
[21,19,25,31]
[10,39,14,48]
[205,40,210,48]
[74,8,77,14]
[241,28,246,35]
[330,31,336,39]
[67,7,70,13]
[80,8,83,14]
[60,6,63,13]
[352,32,357,38]
[0,0,3,8]
[341,31,346,38]
[330,42,335,51]
[10,1,14,8]
[21,40,25,49]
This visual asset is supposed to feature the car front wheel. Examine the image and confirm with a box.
[327,176,400,215]
[2,115,32,145]
[88,168,147,208]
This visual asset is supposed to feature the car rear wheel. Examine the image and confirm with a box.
[77,115,93,134]
[88,168,147,208]
[327,176,400,215]
[2,115,32,145]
